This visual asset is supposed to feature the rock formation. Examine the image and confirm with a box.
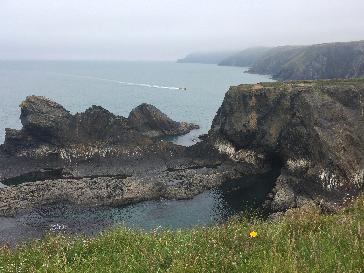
[5,96,198,152]
[128,103,199,137]
[0,96,259,216]
[208,79,364,212]
[1,79,363,217]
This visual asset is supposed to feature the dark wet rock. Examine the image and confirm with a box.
[208,79,364,212]
[128,103,199,137]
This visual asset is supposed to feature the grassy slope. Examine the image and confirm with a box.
[246,41,364,80]
[0,195,363,273]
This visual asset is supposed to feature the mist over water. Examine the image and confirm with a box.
[1,0,363,60]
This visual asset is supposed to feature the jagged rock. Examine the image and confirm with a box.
[0,96,264,216]
[128,103,199,137]
[2,79,361,218]
[209,79,364,212]
[20,96,73,143]
[270,174,296,211]
[0,164,246,217]
[4,96,198,153]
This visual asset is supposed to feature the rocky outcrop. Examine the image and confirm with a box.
[0,96,264,216]
[2,79,362,218]
[209,79,364,212]
[128,103,199,137]
[0,161,247,216]
[4,96,198,154]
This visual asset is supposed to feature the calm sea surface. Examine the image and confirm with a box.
[0,61,274,238]
[0,61,273,144]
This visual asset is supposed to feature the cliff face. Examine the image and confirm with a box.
[0,96,255,216]
[246,46,307,76]
[274,42,364,80]
[2,80,364,217]
[209,79,364,212]
[215,41,364,81]
[247,41,364,80]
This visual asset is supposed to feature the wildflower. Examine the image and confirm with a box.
[249,231,257,238]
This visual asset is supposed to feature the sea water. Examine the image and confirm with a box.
[0,61,274,239]
[0,61,273,144]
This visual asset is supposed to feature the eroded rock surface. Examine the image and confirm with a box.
[0,96,261,216]
[5,96,198,152]
[128,103,199,137]
[208,79,364,212]
[2,79,362,218]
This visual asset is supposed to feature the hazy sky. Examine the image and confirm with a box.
[1,0,364,60]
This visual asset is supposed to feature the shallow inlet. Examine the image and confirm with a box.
[0,170,279,246]
[0,61,276,246]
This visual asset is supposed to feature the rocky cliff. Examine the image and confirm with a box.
[246,45,306,76]
[218,40,364,81]
[0,96,259,216]
[1,79,363,217]
[208,79,364,213]
[273,41,364,80]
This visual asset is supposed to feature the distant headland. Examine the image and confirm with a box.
[178,40,364,81]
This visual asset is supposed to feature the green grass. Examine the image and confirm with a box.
[1,196,363,273]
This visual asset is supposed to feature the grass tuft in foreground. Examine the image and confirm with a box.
[1,196,363,273]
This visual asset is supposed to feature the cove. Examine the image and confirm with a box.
[0,169,279,246]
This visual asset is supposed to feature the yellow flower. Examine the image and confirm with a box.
[249,231,257,238]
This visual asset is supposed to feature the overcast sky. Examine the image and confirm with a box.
[1,0,364,60]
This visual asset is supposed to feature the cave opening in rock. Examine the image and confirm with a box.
[2,168,65,186]
[218,161,282,218]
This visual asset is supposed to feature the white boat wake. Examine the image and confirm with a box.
[57,73,184,91]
